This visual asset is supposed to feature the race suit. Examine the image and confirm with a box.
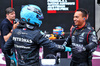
[64,23,98,66]
[4,27,65,66]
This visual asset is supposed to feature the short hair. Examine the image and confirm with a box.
[5,7,15,14]
[76,8,89,17]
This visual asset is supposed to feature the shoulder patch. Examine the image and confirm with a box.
[87,27,92,30]
[80,32,85,36]
[93,31,96,35]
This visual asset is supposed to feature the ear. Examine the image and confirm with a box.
[6,14,7,16]
[6,14,9,17]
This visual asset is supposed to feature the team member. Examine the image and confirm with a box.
[64,8,98,66]
[0,7,17,66]
[4,4,71,66]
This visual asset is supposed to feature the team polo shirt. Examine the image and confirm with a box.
[0,18,13,50]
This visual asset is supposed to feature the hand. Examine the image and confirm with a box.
[63,46,71,52]
[72,46,86,53]
[13,22,19,29]
[8,52,17,66]
[10,29,13,33]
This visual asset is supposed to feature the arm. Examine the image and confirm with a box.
[4,22,19,42]
[4,31,12,42]
[4,34,14,52]
[63,35,72,47]
[64,26,76,47]
[72,31,98,53]
[1,23,12,42]
[35,31,71,52]
[85,31,98,52]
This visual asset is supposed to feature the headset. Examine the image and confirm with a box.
[83,18,85,20]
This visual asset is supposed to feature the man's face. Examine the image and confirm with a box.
[6,11,15,20]
[73,11,85,26]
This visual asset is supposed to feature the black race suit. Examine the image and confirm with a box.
[65,23,98,66]
[4,27,65,66]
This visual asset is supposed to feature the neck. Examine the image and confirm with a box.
[77,22,86,29]
[6,17,12,23]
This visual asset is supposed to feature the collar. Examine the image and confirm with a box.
[76,22,86,30]
[6,18,13,25]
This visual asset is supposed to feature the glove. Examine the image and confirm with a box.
[64,46,71,52]
[72,46,86,53]
[8,52,17,66]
